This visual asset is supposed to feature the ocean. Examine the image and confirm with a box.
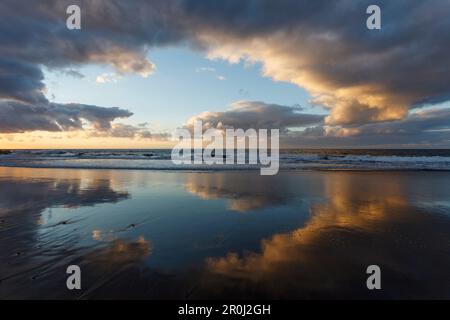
[1,149,450,170]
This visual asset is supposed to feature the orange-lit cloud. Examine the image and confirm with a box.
[2,0,450,148]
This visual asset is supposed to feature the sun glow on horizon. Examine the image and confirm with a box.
[0,131,176,149]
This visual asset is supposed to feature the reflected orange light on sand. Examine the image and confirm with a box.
[183,172,292,212]
[86,236,152,267]
[203,172,450,298]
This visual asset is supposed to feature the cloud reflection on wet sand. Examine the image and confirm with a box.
[1,168,450,299]
[202,172,450,299]
[183,172,300,212]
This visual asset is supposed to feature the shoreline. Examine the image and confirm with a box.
[1,164,450,172]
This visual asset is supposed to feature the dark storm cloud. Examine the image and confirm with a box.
[283,108,450,148]
[0,0,161,133]
[183,0,450,125]
[185,101,323,132]
[0,100,132,133]
[1,0,450,140]
[185,101,450,147]
[0,0,177,70]
[0,60,46,103]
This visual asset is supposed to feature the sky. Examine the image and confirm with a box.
[1,0,450,149]
[43,47,314,131]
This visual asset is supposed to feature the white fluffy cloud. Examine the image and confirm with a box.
[96,73,122,84]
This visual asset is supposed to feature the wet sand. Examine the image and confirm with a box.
[1,167,450,299]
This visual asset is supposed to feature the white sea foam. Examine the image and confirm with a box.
[1,150,450,170]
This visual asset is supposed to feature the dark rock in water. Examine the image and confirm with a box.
[0,150,11,155]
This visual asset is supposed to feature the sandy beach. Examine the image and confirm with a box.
[1,166,449,299]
